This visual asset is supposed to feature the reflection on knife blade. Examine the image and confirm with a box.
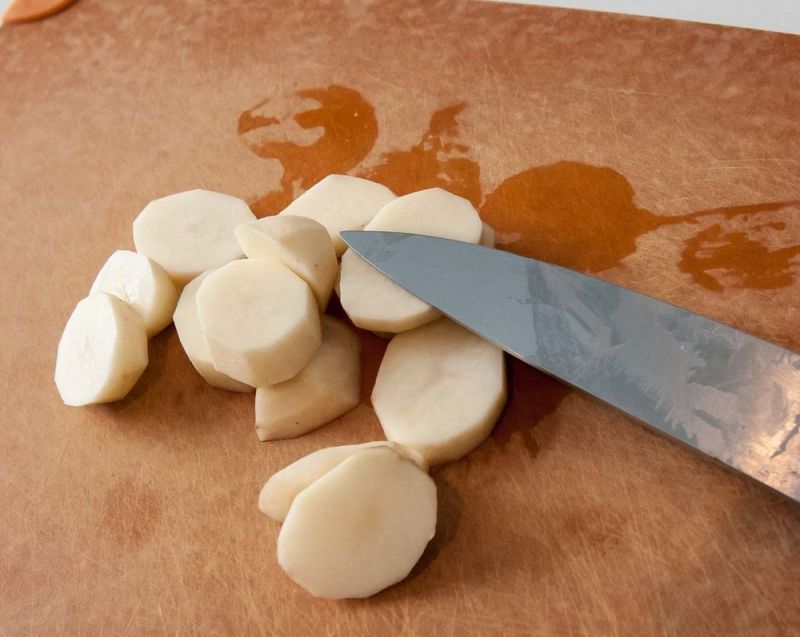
[342,230,800,503]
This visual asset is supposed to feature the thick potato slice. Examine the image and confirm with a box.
[278,174,395,255]
[372,318,507,465]
[277,446,436,599]
[133,189,255,285]
[366,188,482,241]
[89,250,178,337]
[258,441,428,522]
[196,259,321,387]
[339,250,438,333]
[55,293,148,406]
[235,215,337,310]
[339,188,482,333]
[173,272,253,392]
[255,316,360,441]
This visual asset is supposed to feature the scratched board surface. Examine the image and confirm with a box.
[1,1,800,634]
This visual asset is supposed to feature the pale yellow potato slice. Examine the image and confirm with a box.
[54,293,148,406]
[339,249,438,332]
[339,188,482,333]
[372,318,507,465]
[196,259,320,387]
[235,215,337,310]
[366,188,483,240]
[89,250,178,337]
[277,446,436,599]
[258,441,428,522]
[278,174,395,255]
[133,189,255,285]
[173,271,253,393]
[255,316,360,441]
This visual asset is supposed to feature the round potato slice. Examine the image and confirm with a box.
[278,174,396,255]
[258,441,428,522]
[339,188,482,333]
[255,316,360,441]
[133,189,256,285]
[366,188,483,241]
[55,293,148,406]
[372,318,507,465]
[196,259,321,387]
[278,446,436,599]
[339,250,439,333]
[235,215,337,310]
[173,271,253,393]
[89,250,178,337]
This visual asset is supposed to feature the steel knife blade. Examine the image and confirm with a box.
[340,230,800,502]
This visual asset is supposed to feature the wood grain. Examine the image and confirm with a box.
[1,1,799,634]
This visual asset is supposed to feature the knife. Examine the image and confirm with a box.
[340,231,800,503]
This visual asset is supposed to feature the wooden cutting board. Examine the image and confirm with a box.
[2,1,799,634]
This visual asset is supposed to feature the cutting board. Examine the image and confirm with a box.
[2,1,800,634]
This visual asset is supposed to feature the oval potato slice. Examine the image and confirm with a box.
[196,259,321,387]
[133,189,255,285]
[278,446,436,599]
[235,215,337,310]
[339,188,482,333]
[90,250,178,337]
[254,316,360,441]
[258,441,428,522]
[173,271,253,392]
[55,293,148,406]
[372,318,507,465]
[278,175,395,256]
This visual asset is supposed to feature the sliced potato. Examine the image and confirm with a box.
[339,188,482,333]
[278,446,436,599]
[372,318,506,465]
[89,250,178,337]
[196,259,321,387]
[339,249,439,333]
[133,189,255,285]
[235,215,337,310]
[255,316,360,441]
[366,188,483,241]
[480,222,496,248]
[55,293,148,406]
[278,174,395,255]
[259,441,428,522]
[173,271,253,392]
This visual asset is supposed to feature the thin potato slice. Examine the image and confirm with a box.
[90,250,178,337]
[339,188,482,333]
[258,441,428,522]
[55,293,148,406]
[255,316,360,441]
[173,272,253,392]
[278,447,436,599]
[372,318,507,465]
[278,174,395,255]
[133,189,255,285]
[196,259,321,387]
[235,215,337,309]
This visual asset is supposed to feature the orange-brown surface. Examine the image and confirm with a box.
[1,1,800,634]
